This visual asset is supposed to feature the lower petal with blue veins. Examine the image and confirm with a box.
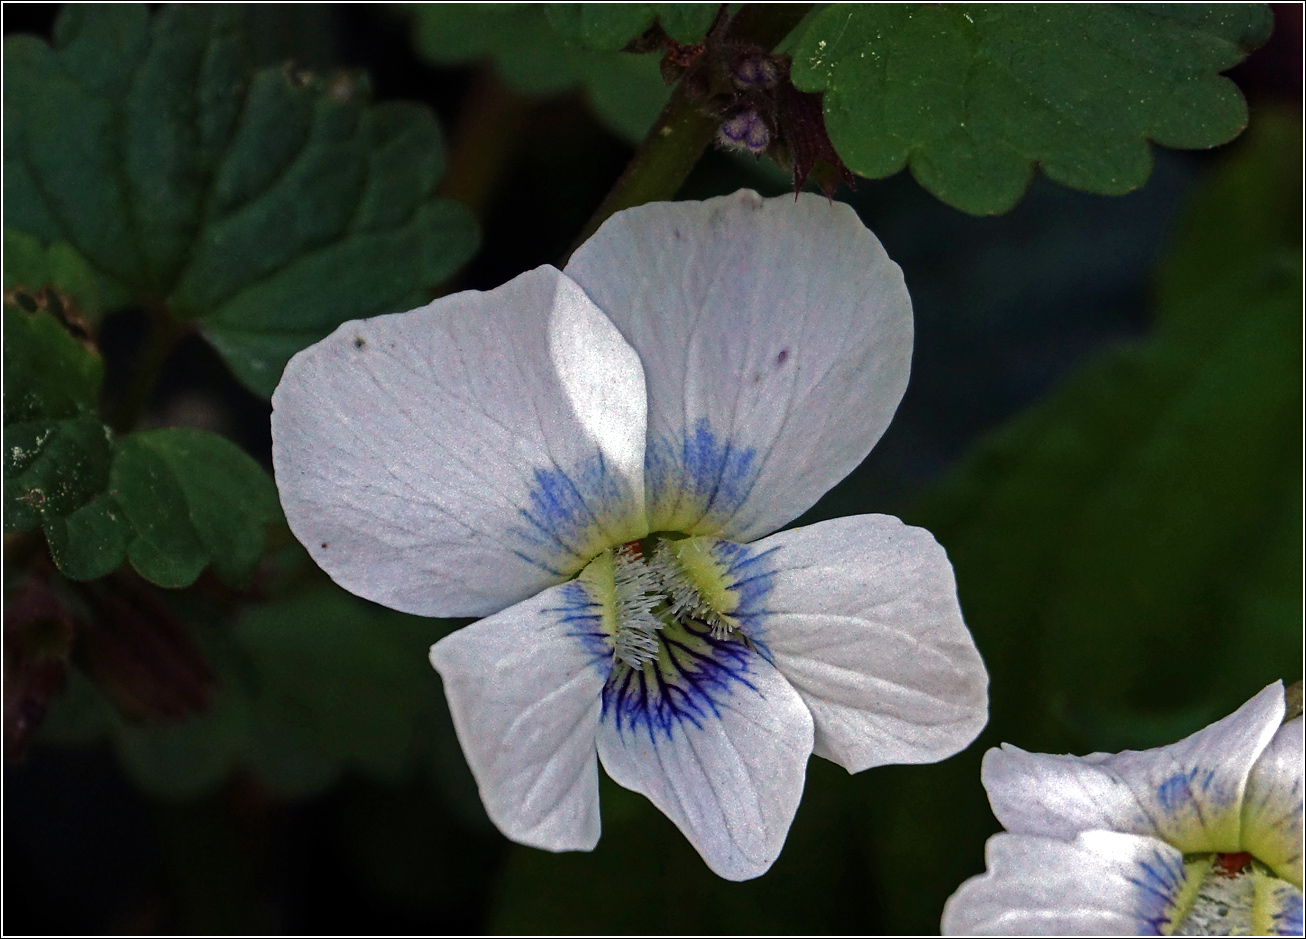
[1265,879,1304,936]
[600,617,769,744]
[594,615,815,882]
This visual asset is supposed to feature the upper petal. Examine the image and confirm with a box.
[941,830,1193,936]
[428,579,612,852]
[727,515,988,772]
[982,682,1286,854]
[565,189,912,541]
[1242,715,1304,887]
[271,266,648,617]
[595,617,814,881]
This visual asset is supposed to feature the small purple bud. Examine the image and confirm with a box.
[732,55,780,89]
[718,110,770,154]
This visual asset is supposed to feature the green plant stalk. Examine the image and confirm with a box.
[111,305,187,435]
[567,3,814,257]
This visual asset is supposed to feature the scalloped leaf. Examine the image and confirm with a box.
[3,305,112,533]
[110,429,282,589]
[4,4,478,396]
[790,4,1273,214]
[408,4,673,143]
[4,307,279,587]
[544,3,718,51]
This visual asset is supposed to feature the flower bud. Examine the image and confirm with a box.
[732,55,780,89]
[718,109,770,154]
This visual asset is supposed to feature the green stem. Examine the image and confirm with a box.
[566,3,814,257]
[112,304,185,435]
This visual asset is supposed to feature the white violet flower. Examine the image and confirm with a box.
[271,190,989,880]
[942,680,1304,935]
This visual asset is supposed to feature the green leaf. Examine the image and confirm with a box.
[42,495,130,581]
[544,4,717,50]
[235,588,440,792]
[2,304,102,424]
[111,428,282,589]
[4,416,115,531]
[408,4,673,143]
[858,111,1302,934]
[45,582,457,800]
[1156,108,1303,317]
[3,305,112,532]
[790,4,1273,214]
[5,301,280,585]
[4,4,478,397]
[5,299,277,585]
[2,230,116,322]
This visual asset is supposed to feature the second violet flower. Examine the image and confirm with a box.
[271,189,989,880]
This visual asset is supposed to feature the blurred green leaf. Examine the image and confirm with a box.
[236,587,438,792]
[2,230,116,323]
[491,759,876,933]
[111,429,282,589]
[4,4,478,397]
[863,110,1302,932]
[1156,108,1303,316]
[544,3,717,50]
[44,583,456,800]
[408,4,673,143]
[790,4,1272,214]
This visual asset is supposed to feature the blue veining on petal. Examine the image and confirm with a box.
[709,539,784,658]
[1270,883,1304,936]
[1157,770,1198,813]
[601,618,764,744]
[1126,845,1188,935]
[646,418,758,529]
[543,580,614,676]
[1159,764,1230,810]
[506,449,638,576]
[715,540,780,615]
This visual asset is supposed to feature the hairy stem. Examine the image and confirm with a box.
[566,3,814,257]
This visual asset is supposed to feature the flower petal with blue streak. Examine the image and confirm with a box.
[643,419,759,536]
[1260,876,1305,937]
[565,190,913,543]
[595,615,814,881]
[941,831,1192,936]
[429,579,612,852]
[273,266,648,618]
[982,683,1286,855]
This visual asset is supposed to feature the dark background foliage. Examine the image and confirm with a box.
[4,3,1301,934]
